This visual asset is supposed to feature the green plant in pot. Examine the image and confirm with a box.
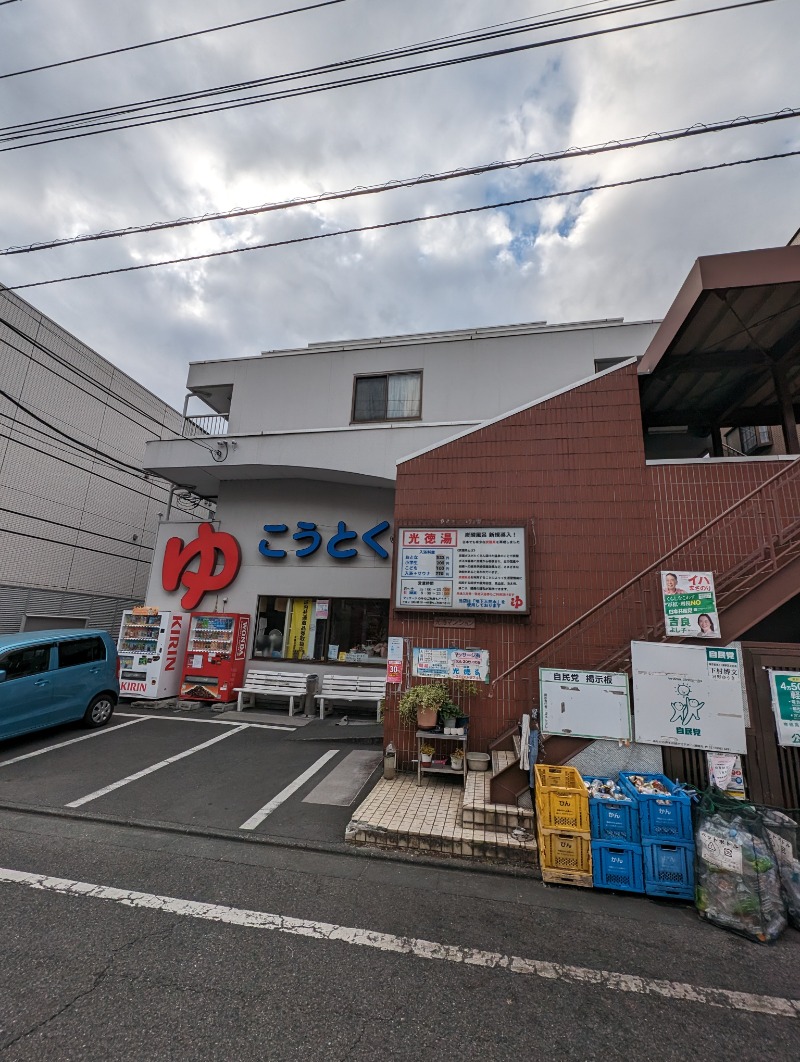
[397,682,451,729]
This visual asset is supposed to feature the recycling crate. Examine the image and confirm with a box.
[535,765,590,832]
[619,772,693,844]
[537,828,592,876]
[584,775,640,843]
[591,841,644,893]
[643,840,694,900]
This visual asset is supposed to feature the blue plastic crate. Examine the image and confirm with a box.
[584,776,641,843]
[591,841,644,893]
[643,840,694,899]
[619,772,693,843]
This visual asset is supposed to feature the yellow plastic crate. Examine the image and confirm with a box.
[537,828,592,874]
[536,788,590,832]
[534,764,587,792]
[541,867,593,888]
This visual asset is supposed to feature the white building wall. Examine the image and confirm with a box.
[0,286,195,634]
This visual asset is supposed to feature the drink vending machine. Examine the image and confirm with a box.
[179,612,251,703]
[117,607,190,699]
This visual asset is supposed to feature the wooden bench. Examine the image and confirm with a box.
[314,673,386,721]
[234,670,309,716]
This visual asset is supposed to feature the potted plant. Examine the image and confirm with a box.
[397,682,452,729]
[419,743,435,766]
[450,747,465,772]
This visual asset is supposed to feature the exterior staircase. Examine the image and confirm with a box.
[487,456,800,765]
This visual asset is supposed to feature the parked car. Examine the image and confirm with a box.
[0,629,119,742]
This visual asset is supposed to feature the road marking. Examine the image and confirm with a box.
[239,750,339,830]
[65,725,249,808]
[0,866,797,1020]
[0,717,148,768]
[303,750,382,806]
[116,712,296,731]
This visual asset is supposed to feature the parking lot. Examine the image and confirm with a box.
[0,705,383,846]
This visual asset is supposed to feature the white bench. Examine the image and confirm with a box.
[314,673,386,721]
[234,670,309,716]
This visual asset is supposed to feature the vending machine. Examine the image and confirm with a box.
[179,612,251,703]
[117,607,190,699]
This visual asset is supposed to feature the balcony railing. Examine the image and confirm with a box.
[490,456,800,704]
[182,414,229,438]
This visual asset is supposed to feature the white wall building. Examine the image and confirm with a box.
[144,318,659,673]
[0,285,205,635]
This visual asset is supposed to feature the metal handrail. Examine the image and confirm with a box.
[489,456,800,694]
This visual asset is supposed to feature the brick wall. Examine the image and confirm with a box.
[386,362,790,762]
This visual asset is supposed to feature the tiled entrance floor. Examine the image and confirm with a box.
[345,772,538,868]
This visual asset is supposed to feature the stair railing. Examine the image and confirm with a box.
[489,456,800,700]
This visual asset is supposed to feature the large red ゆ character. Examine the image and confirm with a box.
[162,522,241,610]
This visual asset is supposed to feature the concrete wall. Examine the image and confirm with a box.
[0,286,193,635]
[187,321,659,436]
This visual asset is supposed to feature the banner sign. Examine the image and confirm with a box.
[412,647,489,682]
[396,527,527,613]
[767,670,800,747]
[540,669,631,741]
[386,637,405,684]
[661,570,719,638]
[631,641,747,753]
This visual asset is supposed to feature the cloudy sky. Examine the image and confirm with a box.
[1,0,798,412]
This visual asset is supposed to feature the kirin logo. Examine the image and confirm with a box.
[164,615,184,672]
[162,523,241,610]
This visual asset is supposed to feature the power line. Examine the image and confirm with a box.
[7,148,798,292]
[0,1,348,80]
[0,0,776,151]
[3,106,797,258]
[1,525,152,563]
[0,504,155,552]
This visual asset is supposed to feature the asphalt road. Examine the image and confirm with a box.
[0,707,798,1060]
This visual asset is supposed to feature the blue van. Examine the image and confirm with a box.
[0,629,119,742]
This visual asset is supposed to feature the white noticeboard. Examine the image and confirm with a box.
[631,641,747,753]
[395,527,527,613]
[540,668,631,741]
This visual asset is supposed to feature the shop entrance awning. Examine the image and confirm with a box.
[638,246,800,454]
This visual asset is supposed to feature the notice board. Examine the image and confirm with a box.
[540,668,632,741]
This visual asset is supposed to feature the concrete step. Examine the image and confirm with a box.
[491,750,517,777]
[461,771,536,831]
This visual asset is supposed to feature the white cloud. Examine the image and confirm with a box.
[1,0,798,409]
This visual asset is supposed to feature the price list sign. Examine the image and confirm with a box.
[395,527,527,613]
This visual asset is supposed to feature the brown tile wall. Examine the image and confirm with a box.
[385,361,789,762]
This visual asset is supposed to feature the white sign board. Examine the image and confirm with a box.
[396,527,527,613]
[631,641,747,753]
[540,668,631,741]
[412,647,489,682]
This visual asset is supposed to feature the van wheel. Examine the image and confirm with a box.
[84,694,115,728]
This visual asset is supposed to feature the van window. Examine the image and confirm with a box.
[0,645,50,680]
[57,637,106,669]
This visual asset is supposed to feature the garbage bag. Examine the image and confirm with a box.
[694,791,787,944]
[761,807,800,931]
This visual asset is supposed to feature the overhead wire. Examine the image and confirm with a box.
[0,0,349,80]
[0,0,777,151]
[2,106,797,258]
[7,148,798,292]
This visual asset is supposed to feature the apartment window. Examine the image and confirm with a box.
[253,596,389,665]
[739,425,773,455]
[352,371,421,422]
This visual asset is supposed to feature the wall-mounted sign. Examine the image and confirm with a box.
[258,520,391,560]
[767,670,800,747]
[162,522,241,611]
[661,570,719,638]
[707,752,746,797]
[632,641,747,753]
[412,647,489,682]
[396,527,527,613]
[540,669,631,741]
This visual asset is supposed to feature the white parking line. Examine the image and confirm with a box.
[116,712,295,731]
[1,866,798,1020]
[65,725,249,808]
[0,717,148,768]
[239,750,340,830]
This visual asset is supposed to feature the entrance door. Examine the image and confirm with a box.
[740,642,800,808]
